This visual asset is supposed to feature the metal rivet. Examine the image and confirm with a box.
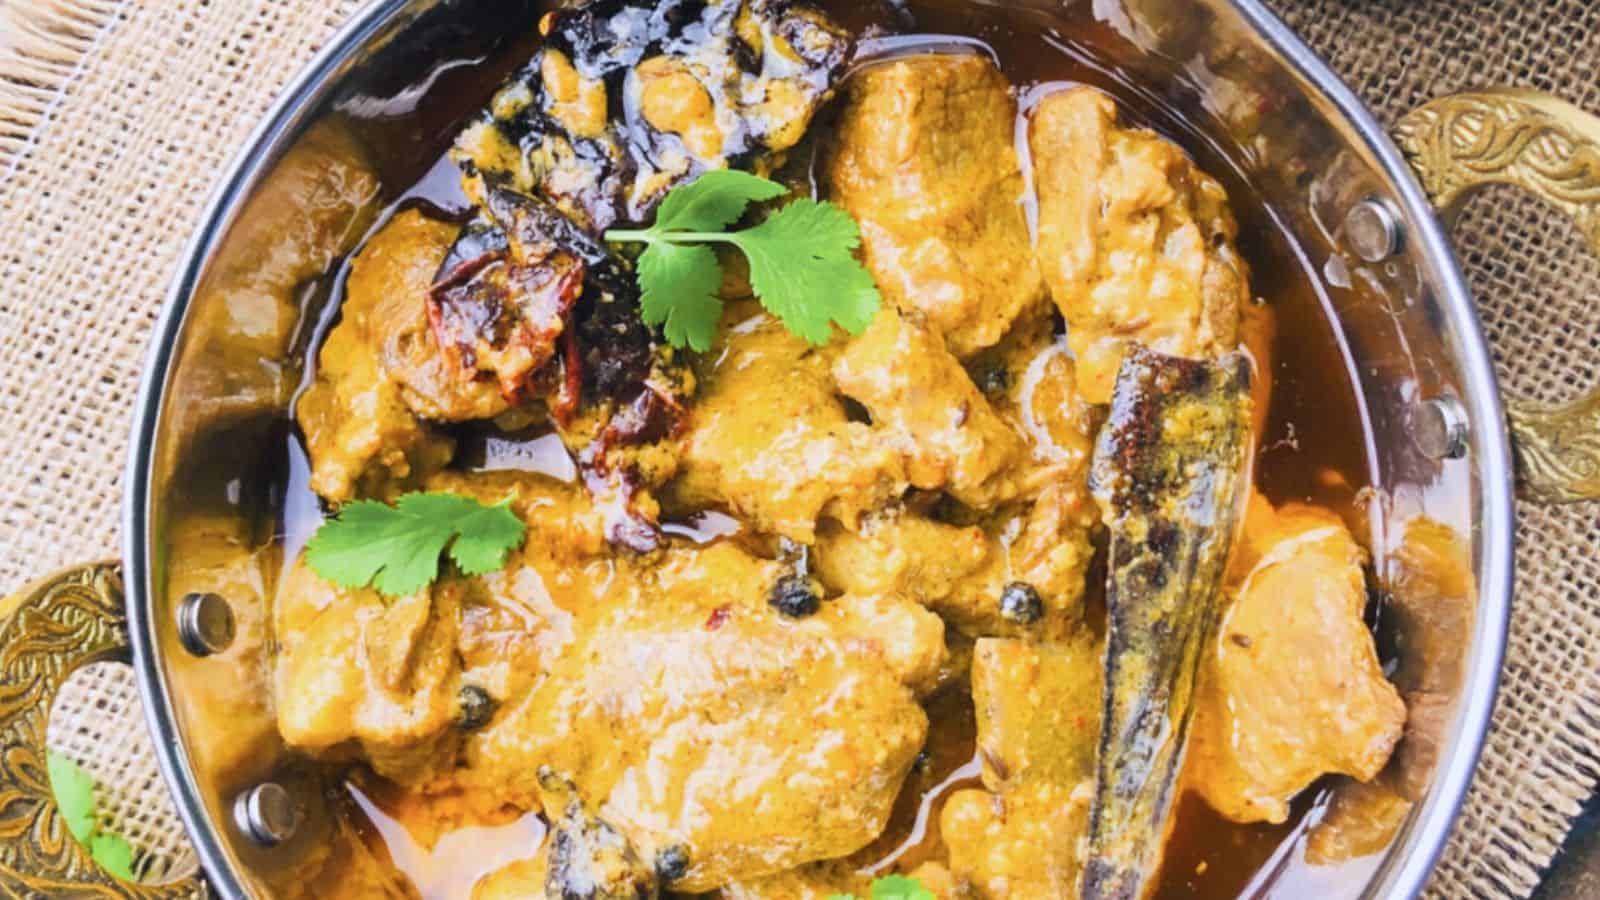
[234,783,298,848]
[176,592,236,657]
[1344,198,1405,262]
[1410,396,1469,460]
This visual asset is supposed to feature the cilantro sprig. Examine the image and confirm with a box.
[829,874,935,900]
[605,170,881,352]
[49,752,137,881]
[305,492,527,596]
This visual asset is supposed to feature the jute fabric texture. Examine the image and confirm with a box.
[1,0,1596,896]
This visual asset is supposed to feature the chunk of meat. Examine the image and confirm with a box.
[360,212,513,423]
[825,54,1046,357]
[815,485,1096,640]
[424,470,619,708]
[669,307,906,541]
[942,635,1101,898]
[453,0,849,231]
[833,307,1025,509]
[1030,87,1248,403]
[943,780,1093,900]
[296,211,494,502]
[273,559,463,785]
[1185,503,1406,824]
[968,311,1099,495]
[466,543,928,891]
[971,635,1102,794]
[821,592,950,697]
[277,469,639,791]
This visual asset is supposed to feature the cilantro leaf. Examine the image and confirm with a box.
[654,168,787,232]
[305,492,527,596]
[729,198,880,345]
[48,751,96,844]
[90,832,136,881]
[605,173,881,351]
[638,242,725,352]
[49,751,140,880]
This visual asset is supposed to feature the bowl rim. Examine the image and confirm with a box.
[122,1,1514,896]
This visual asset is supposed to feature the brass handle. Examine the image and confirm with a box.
[0,562,207,897]
[1396,88,1600,503]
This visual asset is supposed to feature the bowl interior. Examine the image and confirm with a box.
[126,0,1511,896]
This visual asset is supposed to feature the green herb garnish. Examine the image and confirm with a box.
[305,492,527,596]
[605,170,881,352]
[48,751,138,881]
[829,873,936,900]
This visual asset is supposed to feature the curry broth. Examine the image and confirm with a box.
[276,1,1383,896]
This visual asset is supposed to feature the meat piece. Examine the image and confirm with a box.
[669,306,906,542]
[466,542,928,891]
[833,307,1026,509]
[350,212,513,423]
[941,635,1101,898]
[968,311,1100,495]
[972,635,1102,794]
[1186,503,1406,825]
[273,559,463,785]
[1030,87,1249,403]
[276,468,643,791]
[824,54,1046,357]
[296,211,489,502]
[424,470,616,707]
[453,0,849,231]
[942,780,1093,900]
[821,592,950,697]
[815,486,1097,641]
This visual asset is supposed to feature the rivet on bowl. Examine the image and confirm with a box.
[1410,395,1470,460]
[176,591,236,657]
[233,783,298,848]
[1344,197,1405,262]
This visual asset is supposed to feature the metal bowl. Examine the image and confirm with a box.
[14,0,1600,895]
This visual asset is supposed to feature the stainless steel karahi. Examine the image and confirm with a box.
[6,0,1600,896]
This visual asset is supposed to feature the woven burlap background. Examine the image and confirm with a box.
[1,0,1597,896]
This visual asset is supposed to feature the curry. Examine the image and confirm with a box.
[268,0,1412,896]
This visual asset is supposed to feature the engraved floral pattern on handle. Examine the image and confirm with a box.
[1397,88,1600,503]
[0,563,207,898]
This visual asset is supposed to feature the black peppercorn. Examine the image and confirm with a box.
[456,685,497,730]
[655,844,690,882]
[769,574,822,618]
[999,581,1043,625]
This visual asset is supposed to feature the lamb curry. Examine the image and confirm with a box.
[263,1,1419,896]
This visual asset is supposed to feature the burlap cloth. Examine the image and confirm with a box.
[1,0,1596,896]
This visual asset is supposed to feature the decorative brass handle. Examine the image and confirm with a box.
[0,563,207,898]
[1396,88,1600,503]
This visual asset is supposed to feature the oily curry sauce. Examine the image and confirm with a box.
[267,1,1400,897]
